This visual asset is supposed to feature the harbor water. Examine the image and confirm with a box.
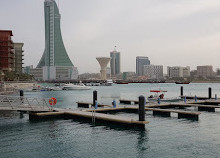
[1,83,220,158]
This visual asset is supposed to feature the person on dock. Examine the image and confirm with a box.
[159,94,164,99]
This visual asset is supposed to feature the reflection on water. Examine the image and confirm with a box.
[136,129,149,158]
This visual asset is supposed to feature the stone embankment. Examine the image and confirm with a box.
[0,82,36,95]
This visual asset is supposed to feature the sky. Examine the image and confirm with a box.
[1,0,220,74]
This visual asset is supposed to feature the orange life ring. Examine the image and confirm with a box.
[49,97,57,106]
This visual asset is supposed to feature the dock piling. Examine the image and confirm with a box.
[139,95,145,121]
[180,86,183,96]
[20,90,24,103]
[93,90,97,107]
[20,90,24,97]
[208,87,212,99]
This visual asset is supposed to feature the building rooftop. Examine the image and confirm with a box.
[0,30,13,36]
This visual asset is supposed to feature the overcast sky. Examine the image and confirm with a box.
[1,0,220,73]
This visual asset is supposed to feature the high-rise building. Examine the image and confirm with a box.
[143,65,163,79]
[35,0,77,80]
[136,56,150,76]
[14,43,24,75]
[110,49,120,76]
[0,30,14,73]
[167,66,190,78]
[197,65,214,78]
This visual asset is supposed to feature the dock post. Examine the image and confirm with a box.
[208,87,212,99]
[20,90,24,97]
[20,90,24,103]
[215,94,217,100]
[180,86,183,96]
[139,95,145,121]
[93,90,97,107]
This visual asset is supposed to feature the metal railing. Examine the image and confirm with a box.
[0,95,51,111]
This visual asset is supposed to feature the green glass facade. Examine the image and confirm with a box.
[37,0,73,68]
[110,51,120,75]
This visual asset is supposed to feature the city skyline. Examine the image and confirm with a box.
[1,0,220,73]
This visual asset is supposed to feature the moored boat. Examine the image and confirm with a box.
[147,90,182,102]
[105,79,113,86]
[62,82,91,90]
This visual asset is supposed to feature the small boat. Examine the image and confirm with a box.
[62,82,91,90]
[50,87,63,91]
[105,79,113,86]
[148,90,182,102]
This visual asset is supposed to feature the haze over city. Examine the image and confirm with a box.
[1,0,220,73]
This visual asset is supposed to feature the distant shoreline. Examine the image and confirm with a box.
[191,80,220,83]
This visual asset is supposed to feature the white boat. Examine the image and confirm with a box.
[62,82,91,90]
[105,79,113,86]
[50,87,63,91]
[147,90,182,102]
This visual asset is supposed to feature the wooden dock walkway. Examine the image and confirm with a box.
[119,99,139,104]
[84,105,201,120]
[29,109,149,128]
[170,103,220,112]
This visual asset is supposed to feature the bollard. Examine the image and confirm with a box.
[95,101,98,109]
[112,100,116,108]
[184,96,186,103]
[215,94,217,100]
[208,87,212,99]
[157,97,161,104]
[93,90,97,107]
[138,95,145,121]
[20,90,24,103]
[20,90,24,97]
[195,95,197,102]
[180,86,183,96]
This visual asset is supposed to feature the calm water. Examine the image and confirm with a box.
[1,83,220,158]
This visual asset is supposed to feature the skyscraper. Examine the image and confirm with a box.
[110,48,120,76]
[36,0,77,80]
[136,56,150,76]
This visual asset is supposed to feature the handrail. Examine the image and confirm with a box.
[0,95,51,111]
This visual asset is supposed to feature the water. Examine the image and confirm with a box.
[1,83,220,158]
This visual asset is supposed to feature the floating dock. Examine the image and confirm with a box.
[85,105,201,120]
[119,99,139,104]
[76,102,112,108]
[29,109,149,128]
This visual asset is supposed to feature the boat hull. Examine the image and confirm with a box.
[148,98,182,102]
